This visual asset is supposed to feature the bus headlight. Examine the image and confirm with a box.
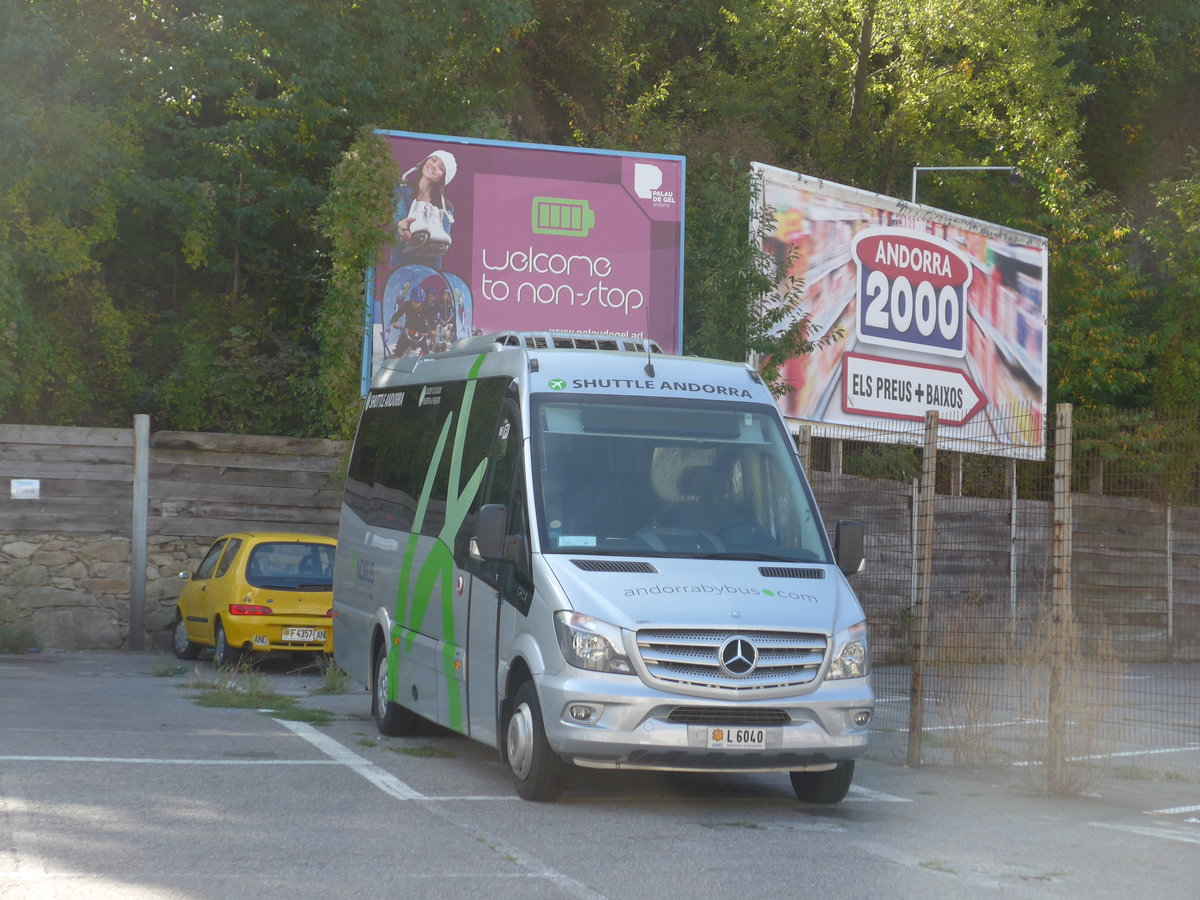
[554,611,633,675]
[827,620,869,680]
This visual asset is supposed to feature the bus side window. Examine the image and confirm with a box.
[475,403,532,603]
[507,459,531,580]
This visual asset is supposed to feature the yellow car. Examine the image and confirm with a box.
[172,532,337,667]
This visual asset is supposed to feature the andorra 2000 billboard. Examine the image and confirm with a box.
[754,163,1048,458]
[365,131,684,381]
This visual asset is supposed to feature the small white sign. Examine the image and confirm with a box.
[11,479,40,500]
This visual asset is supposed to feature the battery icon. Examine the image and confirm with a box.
[531,197,596,237]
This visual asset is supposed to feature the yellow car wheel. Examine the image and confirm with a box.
[213,620,243,668]
[172,614,202,661]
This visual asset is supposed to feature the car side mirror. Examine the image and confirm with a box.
[179,571,192,581]
[834,520,865,576]
[471,504,508,561]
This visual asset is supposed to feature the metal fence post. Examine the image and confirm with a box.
[907,410,939,768]
[1048,403,1073,789]
[1167,503,1175,660]
[795,424,812,473]
[1008,458,1018,621]
[129,414,150,651]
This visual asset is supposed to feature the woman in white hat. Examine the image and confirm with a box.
[395,149,457,256]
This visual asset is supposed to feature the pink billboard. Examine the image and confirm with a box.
[368,132,684,375]
[754,163,1048,458]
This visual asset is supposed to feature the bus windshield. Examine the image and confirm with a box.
[531,394,831,562]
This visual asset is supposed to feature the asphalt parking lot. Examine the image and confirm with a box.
[2,650,1198,899]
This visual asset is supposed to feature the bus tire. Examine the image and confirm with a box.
[372,641,419,737]
[790,760,854,804]
[505,680,566,802]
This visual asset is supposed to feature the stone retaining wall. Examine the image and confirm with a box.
[0,533,210,650]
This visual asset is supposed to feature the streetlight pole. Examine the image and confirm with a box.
[910,165,1019,204]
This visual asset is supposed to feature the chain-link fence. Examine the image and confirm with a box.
[805,405,1200,793]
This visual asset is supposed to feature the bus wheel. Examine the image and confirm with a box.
[372,643,419,737]
[505,681,565,802]
[790,761,854,804]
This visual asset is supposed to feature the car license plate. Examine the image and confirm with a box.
[281,627,326,643]
[707,727,767,750]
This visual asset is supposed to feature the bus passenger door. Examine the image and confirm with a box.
[466,401,530,748]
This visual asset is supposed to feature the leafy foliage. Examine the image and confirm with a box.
[1143,153,1200,413]
[1039,169,1154,409]
[0,0,1196,433]
[316,130,396,439]
[686,160,843,389]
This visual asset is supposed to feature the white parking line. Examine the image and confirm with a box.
[916,718,1043,733]
[273,718,426,800]
[1012,744,1200,767]
[1149,804,1200,816]
[274,719,607,900]
[0,755,338,765]
[0,773,47,881]
[846,785,911,803]
[1089,821,1200,846]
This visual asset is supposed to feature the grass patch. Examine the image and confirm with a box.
[149,662,190,677]
[1112,765,1196,783]
[187,666,334,725]
[389,745,455,759]
[0,624,38,653]
[311,658,352,695]
[269,706,335,726]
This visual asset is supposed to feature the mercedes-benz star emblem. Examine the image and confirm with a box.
[718,636,758,677]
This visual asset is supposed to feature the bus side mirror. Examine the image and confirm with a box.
[834,520,865,576]
[471,504,508,561]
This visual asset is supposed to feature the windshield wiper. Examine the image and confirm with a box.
[553,548,650,557]
[694,551,819,563]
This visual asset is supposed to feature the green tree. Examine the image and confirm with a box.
[0,0,534,432]
[1040,169,1153,409]
[1143,153,1200,412]
[668,0,1085,196]
[1074,0,1200,210]
[5,0,1200,432]
[0,0,140,423]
